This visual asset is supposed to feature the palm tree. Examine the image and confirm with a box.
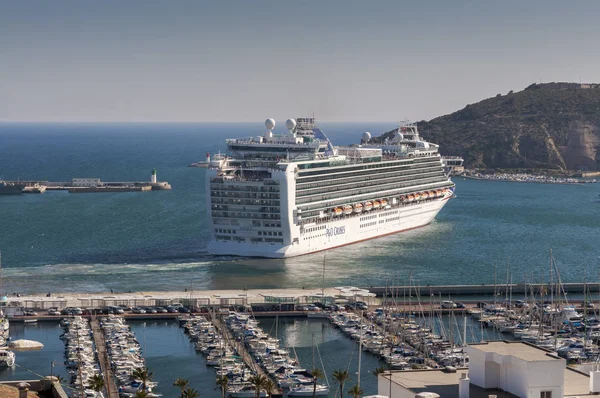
[132,367,153,393]
[310,368,324,398]
[88,373,104,393]
[347,384,363,398]
[215,375,229,398]
[263,378,276,398]
[332,370,350,398]
[135,391,149,398]
[372,367,386,378]
[182,386,200,398]
[248,374,268,398]
[174,378,190,397]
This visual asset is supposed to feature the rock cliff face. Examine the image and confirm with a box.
[409,83,600,170]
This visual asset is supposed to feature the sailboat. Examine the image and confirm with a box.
[0,251,14,368]
[0,251,9,343]
[288,336,329,396]
[307,255,330,319]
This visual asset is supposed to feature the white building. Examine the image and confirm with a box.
[378,341,596,398]
[72,178,101,187]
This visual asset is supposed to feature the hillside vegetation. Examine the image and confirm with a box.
[397,83,600,170]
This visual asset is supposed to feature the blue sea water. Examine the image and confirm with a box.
[0,122,599,294]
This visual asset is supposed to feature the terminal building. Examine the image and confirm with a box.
[378,341,597,398]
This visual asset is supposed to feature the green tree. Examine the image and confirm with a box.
[215,375,229,398]
[88,373,104,393]
[248,374,268,398]
[372,367,385,378]
[174,378,190,397]
[310,368,324,398]
[348,384,363,398]
[182,386,200,398]
[332,370,350,398]
[135,391,149,398]
[263,378,276,398]
[132,367,153,393]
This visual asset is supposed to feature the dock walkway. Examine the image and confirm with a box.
[91,317,119,398]
[210,313,279,394]
[211,314,267,377]
[356,308,440,368]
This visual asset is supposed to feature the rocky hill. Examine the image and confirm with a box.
[390,83,600,170]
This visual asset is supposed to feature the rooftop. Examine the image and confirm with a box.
[468,340,557,361]
[385,364,592,397]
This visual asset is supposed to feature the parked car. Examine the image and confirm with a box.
[582,301,595,308]
[24,310,37,316]
[178,306,190,313]
[155,307,168,313]
[455,302,466,309]
[166,306,179,313]
[144,307,158,314]
[515,300,529,308]
[132,307,146,314]
[47,308,60,315]
[441,301,457,309]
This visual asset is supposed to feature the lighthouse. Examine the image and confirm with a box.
[151,168,157,184]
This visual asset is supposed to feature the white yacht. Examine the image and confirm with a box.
[0,349,15,367]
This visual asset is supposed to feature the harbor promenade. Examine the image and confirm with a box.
[3,283,598,317]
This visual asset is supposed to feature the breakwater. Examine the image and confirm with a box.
[368,282,600,297]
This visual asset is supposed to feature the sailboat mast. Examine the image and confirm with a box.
[321,255,326,301]
[357,309,363,388]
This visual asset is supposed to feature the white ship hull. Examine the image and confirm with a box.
[208,195,450,258]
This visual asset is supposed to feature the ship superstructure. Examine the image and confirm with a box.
[206,118,456,258]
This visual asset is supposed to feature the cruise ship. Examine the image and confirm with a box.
[206,118,458,258]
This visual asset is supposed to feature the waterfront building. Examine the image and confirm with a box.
[378,341,596,398]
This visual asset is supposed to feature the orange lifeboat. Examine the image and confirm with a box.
[421,191,429,200]
[364,201,373,211]
[400,195,406,203]
[429,190,436,198]
[435,189,443,197]
[413,192,421,201]
[407,194,415,202]
[380,199,388,207]
[343,205,353,215]
[372,200,381,209]
[333,207,343,217]
[354,203,363,213]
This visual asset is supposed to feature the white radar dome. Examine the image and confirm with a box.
[362,132,372,142]
[265,118,276,130]
[286,118,297,130]
[395,132,404,142]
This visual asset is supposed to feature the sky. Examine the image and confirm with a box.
[1,0,599,122]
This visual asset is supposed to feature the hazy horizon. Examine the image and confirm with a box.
[2,0,599,123]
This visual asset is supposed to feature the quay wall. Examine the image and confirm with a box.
[367,282,599,297]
